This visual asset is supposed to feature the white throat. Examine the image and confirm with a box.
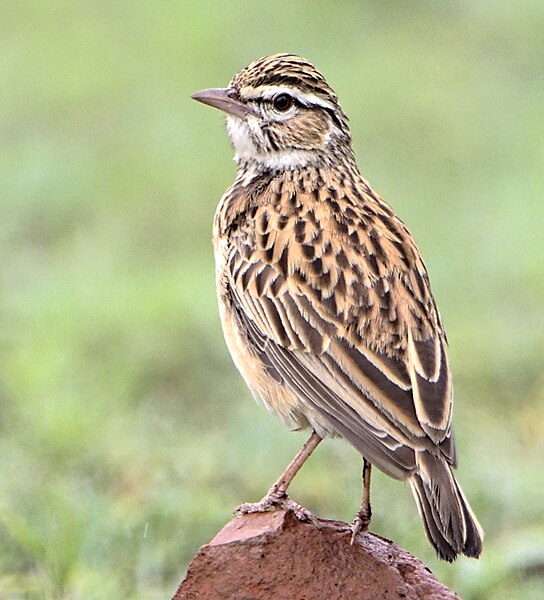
[226,115,317,170]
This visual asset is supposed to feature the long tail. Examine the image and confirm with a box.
[409,452,484,561]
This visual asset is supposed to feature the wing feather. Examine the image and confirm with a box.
[236,303,417,479]
[223,192,455,479]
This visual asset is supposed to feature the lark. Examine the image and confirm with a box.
[192,54,483,561]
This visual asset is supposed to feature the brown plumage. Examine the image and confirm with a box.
[192,53,483,561]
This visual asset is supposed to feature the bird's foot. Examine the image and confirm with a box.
[235,488,316,524]
[350,505,372,544]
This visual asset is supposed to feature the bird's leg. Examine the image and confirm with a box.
[236,431,322,522]
[351,458,372,543]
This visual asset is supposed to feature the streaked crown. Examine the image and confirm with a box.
[231,54,342,114]
[193,54,353,171]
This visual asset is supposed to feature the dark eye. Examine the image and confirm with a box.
[272,93,293,112]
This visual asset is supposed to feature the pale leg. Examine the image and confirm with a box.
[236,431,322,521]
[351,458,372,543]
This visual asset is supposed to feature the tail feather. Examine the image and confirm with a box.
[410,452,483,561]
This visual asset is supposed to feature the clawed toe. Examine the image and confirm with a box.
[235,490,315,524]
[280,497,316,524]
[350,507,371,544]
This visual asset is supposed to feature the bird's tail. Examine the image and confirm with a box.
[409,451,483,561]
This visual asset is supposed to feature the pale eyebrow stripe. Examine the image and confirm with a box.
[240,85,336,111]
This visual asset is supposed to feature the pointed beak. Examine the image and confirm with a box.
[191,87,255,119]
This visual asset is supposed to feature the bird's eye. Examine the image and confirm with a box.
[272,93,293,112]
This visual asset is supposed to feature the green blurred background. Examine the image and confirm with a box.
[1,1,543,598]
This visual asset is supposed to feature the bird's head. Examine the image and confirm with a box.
[192,54,353,170]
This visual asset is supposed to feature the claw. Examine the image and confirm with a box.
[235,490,315,524]
[350,506,371,544]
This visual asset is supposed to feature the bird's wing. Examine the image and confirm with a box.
[225,197,455,479]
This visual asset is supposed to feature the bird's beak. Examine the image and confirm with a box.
[191,87,255,119]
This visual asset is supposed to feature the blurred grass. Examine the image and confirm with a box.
[1,1,543,598]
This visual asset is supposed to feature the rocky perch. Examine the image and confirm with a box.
[174,510,458,599]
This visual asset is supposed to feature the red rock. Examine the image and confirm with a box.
[174,510,459,600]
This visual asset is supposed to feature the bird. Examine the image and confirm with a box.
[192,53,483,561]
